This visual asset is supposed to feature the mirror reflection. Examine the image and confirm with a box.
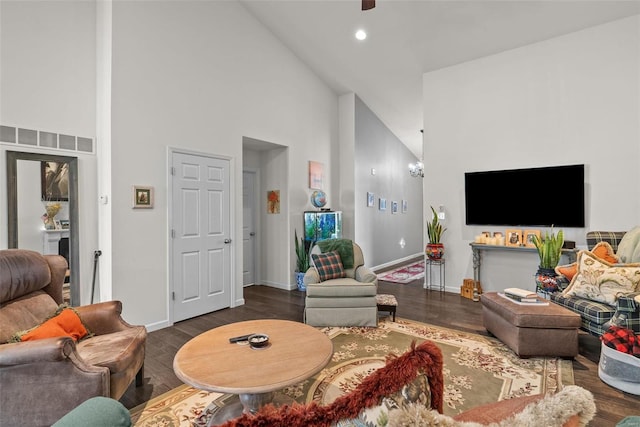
[7,151,79,305]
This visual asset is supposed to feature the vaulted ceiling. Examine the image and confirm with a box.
[240,0,640,157]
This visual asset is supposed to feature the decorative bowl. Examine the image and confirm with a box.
[248,333,270,349]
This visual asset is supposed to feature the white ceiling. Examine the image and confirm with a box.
[240,0,640,157]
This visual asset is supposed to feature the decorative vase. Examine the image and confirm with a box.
[295,271,306,291]
[425,243,444,260]
[44,204,61,230]
[535,267,559,296]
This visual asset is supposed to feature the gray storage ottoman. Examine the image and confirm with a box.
[481,291,581,358]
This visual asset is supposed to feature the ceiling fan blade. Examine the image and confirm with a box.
[362,0,375,11]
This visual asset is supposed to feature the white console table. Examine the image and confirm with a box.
[469,243,578,285]
[43,229,70,255]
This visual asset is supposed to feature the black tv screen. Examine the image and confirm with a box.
[465,164,585,227]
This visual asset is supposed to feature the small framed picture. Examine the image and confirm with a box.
[308,161,324,190]
[59,219,70,229]
[402,200,408,213]
[391,201,398,214]
[41,161,70,202]
[506,229,522,247]
[379,198,387,211]
[523,229,541,248]
[367,192,374,207]
[133,186,154,209]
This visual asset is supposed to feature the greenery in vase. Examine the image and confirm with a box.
[532,228,564,269]
[426,206,446,244]
[294,229,310,272]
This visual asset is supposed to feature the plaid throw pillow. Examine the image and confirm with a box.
[601,325,640,357]
[312,251,346,282]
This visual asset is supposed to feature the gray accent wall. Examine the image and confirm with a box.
[354,96,424,268]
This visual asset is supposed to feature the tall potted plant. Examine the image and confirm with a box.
[426,206,446,260]
[294,229,310,291]
[531,228,564,296]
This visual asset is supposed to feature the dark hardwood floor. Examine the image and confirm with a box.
[122,263,639,426]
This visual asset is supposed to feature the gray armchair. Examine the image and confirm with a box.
[303,239,378,327]
[0,249,147,427]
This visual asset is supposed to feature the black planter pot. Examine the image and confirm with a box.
[535,267,559,295]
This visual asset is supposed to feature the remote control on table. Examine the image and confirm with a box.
[229,333,255,343]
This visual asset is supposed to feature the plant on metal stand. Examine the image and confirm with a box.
[426,206,446,260]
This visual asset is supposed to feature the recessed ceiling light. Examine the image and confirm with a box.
[355,29,367,41]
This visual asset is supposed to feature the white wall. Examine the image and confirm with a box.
[109,1,338,328]
[423,16,640,294]
[0,1,99,302]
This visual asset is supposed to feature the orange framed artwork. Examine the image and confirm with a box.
[267,190,280,214]
[505,229,522,247]
[523,229,541,248]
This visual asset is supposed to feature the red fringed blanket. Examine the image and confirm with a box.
[218,339,444,427]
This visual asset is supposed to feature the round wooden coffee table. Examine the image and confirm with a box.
[173,319,333,424]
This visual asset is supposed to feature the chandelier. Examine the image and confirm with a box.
[408,161,424,178]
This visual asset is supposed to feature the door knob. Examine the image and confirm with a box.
[224,239,232,244]
[249,232,255,236]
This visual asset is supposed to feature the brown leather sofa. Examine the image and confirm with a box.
[0,249,147,427]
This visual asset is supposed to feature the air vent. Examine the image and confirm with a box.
[0,124,94,154]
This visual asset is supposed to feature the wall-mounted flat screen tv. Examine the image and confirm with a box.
[465,164,585,227]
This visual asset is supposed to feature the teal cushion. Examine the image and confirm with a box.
[617,226,640,263]
[52,397,131,427]
[616,416,640,427]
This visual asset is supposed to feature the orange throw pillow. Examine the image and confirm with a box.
[555,242,619,281]
[19,308,88,342]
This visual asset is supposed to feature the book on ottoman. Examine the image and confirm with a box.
[504,288,538,302]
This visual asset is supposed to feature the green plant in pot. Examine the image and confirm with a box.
[426,206,446,260]
[294,229,310,291]
[531,228,564,295]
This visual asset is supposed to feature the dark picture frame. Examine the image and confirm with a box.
[133,186,154,209]
[41,161,70,201]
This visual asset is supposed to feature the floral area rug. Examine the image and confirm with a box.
[130,318,573,426]
[376,261,424,284]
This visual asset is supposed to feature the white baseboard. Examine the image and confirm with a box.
[371,253,423,273]
[261,280,296,291]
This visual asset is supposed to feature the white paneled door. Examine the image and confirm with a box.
[171,151,231,323]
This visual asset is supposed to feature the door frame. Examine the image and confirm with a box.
[242,168,259,287]
[6,151,81,306]
[167,146,236,325]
